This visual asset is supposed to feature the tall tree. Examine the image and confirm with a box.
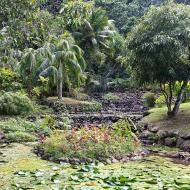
[96,0,190,34]
[38,37,86,99]
[127,3,190,117]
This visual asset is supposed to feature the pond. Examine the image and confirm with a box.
[0,143,190,190]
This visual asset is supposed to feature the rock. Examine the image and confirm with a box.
[106,159,112,164]
[59,157,69,163]
[157,130,169,138]
[139,130,154,140]
[147,125,159,133]
[111,157,119,163]
[58,121,64,128]
[179,140,190,152]
[69,158,80,165]
[180,132,190,140]
[121,156,130,162]
[164,137,177,147]
[0,132,5,140]
[167,130,179,137]
[141,139,155,145]
[177,152,190,159]
[176,138,185,148]
[115,155,122,161]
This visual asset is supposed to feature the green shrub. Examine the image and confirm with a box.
[103,93,120,101]
[0,67,22,91]
[107,78,130,91]
[0,118,53,143]
[0,118,35,133]
[155,95,166,108]
[76,93,90,101]
[143,92,156,107]
[38,123,139,162]
[0,92,34,115]
[82,101,102,112]
[51,99,102,113]
[5,131,37,142]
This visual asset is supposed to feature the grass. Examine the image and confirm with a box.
[143,102,190,135]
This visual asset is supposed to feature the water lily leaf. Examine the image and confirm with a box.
[35,171,44,177]
[64,186,75,190]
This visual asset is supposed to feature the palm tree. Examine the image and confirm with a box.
[73,8,116,52]
[37,38,86,99]
[20,48,36,96]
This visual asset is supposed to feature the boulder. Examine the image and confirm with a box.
[164,137,177,147]
[180,132,190,140]
[157,130,169,139]
[0,132,5,140]
[139,130,154,140]
[147,125,159,133]
[167,130,179,137]
[180,140,190,152]
[177,138,185,148]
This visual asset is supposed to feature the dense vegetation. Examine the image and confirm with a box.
[1,0,190,189]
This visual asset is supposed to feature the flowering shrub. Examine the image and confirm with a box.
[38,123,140,162]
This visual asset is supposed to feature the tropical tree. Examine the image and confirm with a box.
[73,8,116,53]
[38,37,86,99]
[127,3,190,117]
[96,0,190,34]
[59,0,93,31]
[20,49,37,96]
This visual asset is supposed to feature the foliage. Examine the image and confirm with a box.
[75,92,90,101]
[0,67,22,91]
[0,117,53,143]
[155,95,166,108]
[0,118,46,142]
[127,3,190,116]
[142,92,156,108]
[103,92,120,101]
[82,101,102,112]
[38,125,138,161]
[5,131,37,143]
[50,98,102,113]
[60,0,93,31]
[0,92,34,115]
[96,0,190,34]
[38,35,86,99]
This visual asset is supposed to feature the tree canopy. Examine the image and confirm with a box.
[127,3,190,116]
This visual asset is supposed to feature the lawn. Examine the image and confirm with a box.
[143,103,190,135]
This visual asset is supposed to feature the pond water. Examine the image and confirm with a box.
[0,143,190,190]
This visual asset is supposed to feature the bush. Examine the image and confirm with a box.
[5,131,37,142]
[0,118,53,143]
[155,95,166,108]
[0,92,34,115]
[49,99,102,113]
[107,78,130,91]
[103,93,120,101]
[38,122,139,162]
[82,101,102,112]
[142,92,156,107]
[0,67,22,91]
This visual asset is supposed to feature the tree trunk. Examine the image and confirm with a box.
[27,75,32,97]
[58,62,63,100]
[168,80,188,117]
